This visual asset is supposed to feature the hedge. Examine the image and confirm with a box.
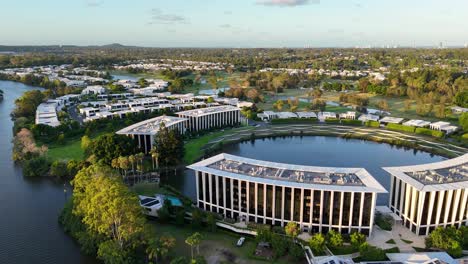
[415,127,445,138]
[386,123,416,133]
[271,118,318,124]
[341,119,363,126]
[325,118,340,124]
[365,120,380,127]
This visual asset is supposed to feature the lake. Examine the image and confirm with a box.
[169,136,445,206]
[0,80,97,264]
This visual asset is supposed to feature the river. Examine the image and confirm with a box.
[0,80,97,264]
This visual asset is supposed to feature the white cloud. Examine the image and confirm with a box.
[256,0,319,7]
[148,8,189,25]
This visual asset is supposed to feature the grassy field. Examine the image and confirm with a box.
[152,222,299,264]
[45,138,84,161]
[184,130,228,163]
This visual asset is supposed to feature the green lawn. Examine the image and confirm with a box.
[45,138,84,161]
[184,131,228,163]
[152,223,299,264]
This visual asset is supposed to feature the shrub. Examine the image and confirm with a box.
[415,127,445,138]
[386,123,416,133]
[271,118,317,124]
[325,118,340,124]
[375,212,393,231]
[365,120,380,127]
[350,232,366,249]
[358,243,386,261]
[327,230,344,248]
[309,233,326,255]
[23,156,50,177]
[271,233,288,258]
[289,242,304,260]
[341,119,362,126]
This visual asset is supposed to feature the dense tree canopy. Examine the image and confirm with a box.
[88,134,135,164]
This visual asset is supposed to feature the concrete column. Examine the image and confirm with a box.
[339,191,344,232]
[358,192,365,232]
[310,190,314,227]
[223,177,226,214]
[369,193,377,236]
[399,181,405,216]
[254,182,258,222]
[215,175,220,213]
[263,184,267,224]
[443,190,454,227]
[329,191,334,228]
[195,172,200,206]
[426,191,436,234]
[435,191,445,226]
[404,185,412,221]
[230,178,234,215]
[238,180,242,215]
[300,188,304,228]
[208,173,213,207]
[202,173,206,210]
[394,178,401,212]
[416,191,426,234]
[272,186,276,225]
[319,190,324,232]
[281,186,285,227]
[389,175,395,208]
[349,192,354,232]
[410,187,418,226]
[458,190,468,227]
[291,188,295,222]
[450,189,461,225]
[246,181,250,220]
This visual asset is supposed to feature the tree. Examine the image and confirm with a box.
[146,235,176,263]
[149,148,159,170]
[271,233,288,258]
[81,135,92,153]
[97,240,130,264]
[426,227,463,257]
[285,222,300,241]
[206,213,217,232]
[23,156,50,177]
[459,113,468,131]
[310,99,326,112]
[454,90,468,107]
[72,165,146,249]
[154,123,184,167]
[308,233,325,254]
[434,103,446,118]
[88,134,135,164]
[50,160,68,178]
[377,99,389,111]
[185,232,202,260]
[327,230,343,248]
[273,100,284,111]
[12,90,45,120]
[404,100,412,112]
[350,232,366,249]
[289,242,304,261]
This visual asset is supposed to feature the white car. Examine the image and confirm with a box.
[236,237,245,247]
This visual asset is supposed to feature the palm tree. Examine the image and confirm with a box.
[136,152,145,182]
[128,155,136,177]
[185,232,202,261]
[150,148,159,170]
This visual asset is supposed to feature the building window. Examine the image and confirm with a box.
[284,187,292,220]
[275,186,282,219]
[322,191,331,225]
[257,184,264,216]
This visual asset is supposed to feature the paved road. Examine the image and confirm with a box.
[68,104,83,125]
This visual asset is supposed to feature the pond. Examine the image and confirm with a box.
[168,136,445,205]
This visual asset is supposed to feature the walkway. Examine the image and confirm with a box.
[368,224,425,253]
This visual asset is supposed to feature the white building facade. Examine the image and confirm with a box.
[384,154,468,236]
[188,153,386,236]
[176,106,241,132]
[116,115,187,153]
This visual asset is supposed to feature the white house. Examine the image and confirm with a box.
[81,85,106,95]
[339,111,356,120]
[430,121,458,134]
[403,119,431,128]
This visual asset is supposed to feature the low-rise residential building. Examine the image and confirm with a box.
[403,119,431,127]
[35,101,60,127]
[451,106,468,114]
[296,112,317,119]
[81,85,106,95]
[379,116,404,125]
[430,121,458,134]
[339,111,356,120]
[358,114,380,122]
[276,112,298,119]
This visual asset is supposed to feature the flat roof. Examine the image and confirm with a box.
[188,153,387,192]
[380,116,404,124]
[383,154,468,191]
[116,115,187,135]
[176,105,240,117]
[386,252,457,264]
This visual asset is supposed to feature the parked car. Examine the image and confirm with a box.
[236,237,245,247]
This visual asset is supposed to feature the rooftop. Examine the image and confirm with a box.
[383,154,468,191]
[188,153,386,192]
[176,105,240,117]
[116,115,187,135]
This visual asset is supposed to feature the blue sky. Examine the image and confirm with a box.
[1,0,467,47]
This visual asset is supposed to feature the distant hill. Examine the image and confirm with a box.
[0,43,134,53]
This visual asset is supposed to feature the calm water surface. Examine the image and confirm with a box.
[0,80,97,264]
[170,136,445,205]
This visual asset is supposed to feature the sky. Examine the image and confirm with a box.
[1,0,467,48]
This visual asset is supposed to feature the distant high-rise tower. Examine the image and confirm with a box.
[439,42,443,49]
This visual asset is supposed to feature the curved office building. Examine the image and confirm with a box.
[384,154,468,236]
[188,153,387,236]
